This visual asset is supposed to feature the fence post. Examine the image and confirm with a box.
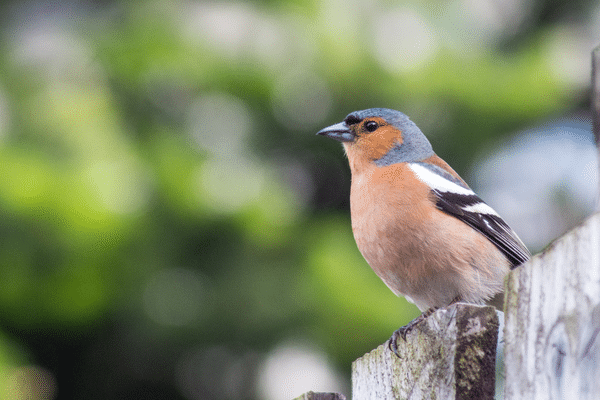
[351,303,499,400]
[503,212,600,399]
[592,44,600,204]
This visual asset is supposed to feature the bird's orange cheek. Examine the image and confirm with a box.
[357,134,401,161]
[351,124,402,160]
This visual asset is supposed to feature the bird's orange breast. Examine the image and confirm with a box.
[349,162,436,296]
[347,161,509,311]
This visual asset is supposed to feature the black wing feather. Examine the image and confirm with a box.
[432,190,531,268]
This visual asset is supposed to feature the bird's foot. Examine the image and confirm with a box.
[388,307,437,357]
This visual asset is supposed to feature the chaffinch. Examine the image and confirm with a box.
[317,108,530,355]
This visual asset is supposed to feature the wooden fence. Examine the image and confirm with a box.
[295,46,600,400]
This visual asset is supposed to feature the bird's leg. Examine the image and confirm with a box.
[388,296,462,357]
[447,295,463,308]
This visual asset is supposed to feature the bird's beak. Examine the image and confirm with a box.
[316,122,355,142]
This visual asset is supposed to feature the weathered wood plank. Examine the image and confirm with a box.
[592,45,600,148]
[351,303,499,400]
[593,44,600,206]
[293,391,347,400]
[504,211,600,400]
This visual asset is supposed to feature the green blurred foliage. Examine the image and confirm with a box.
[0,0,593,398]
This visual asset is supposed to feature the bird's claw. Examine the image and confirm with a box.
[388,327,406,356]
[388,308,437,357]
[388,319,419,357]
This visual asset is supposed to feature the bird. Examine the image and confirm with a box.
[316,108,530,355]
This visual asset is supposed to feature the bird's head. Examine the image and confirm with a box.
[316,108,434,168]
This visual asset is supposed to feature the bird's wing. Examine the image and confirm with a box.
[408,162,531,268]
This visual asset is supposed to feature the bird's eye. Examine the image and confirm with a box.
[365,121,378,132]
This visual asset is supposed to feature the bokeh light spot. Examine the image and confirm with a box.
[85,159,150,215]
[371,9,439,73]
[449,0,532,49]
[182,3,254,57]
[188,93,251,158]
[257,339,347,400]
[11,22,101,84]
[196,158,265,214]
[546,26,596,88]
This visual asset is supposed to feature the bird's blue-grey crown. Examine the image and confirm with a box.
[346,108,434,166]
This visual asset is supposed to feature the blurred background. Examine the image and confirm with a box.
[0,0,598,399]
